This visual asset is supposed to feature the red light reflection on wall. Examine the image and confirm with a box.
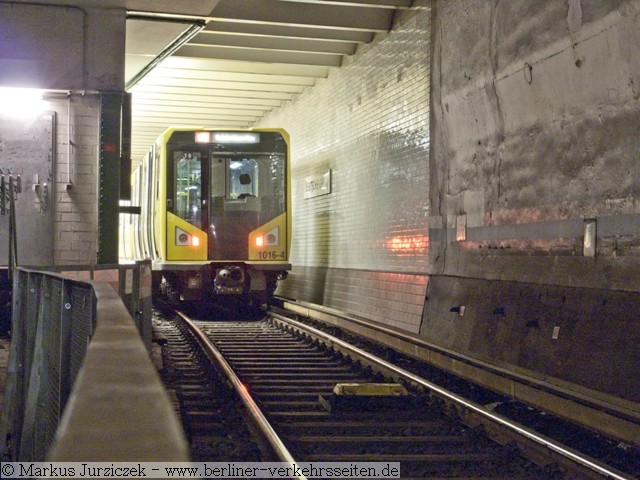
[386,235,428,254]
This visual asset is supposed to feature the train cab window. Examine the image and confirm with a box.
[210,147,286,226]
[173,151,201,226]
[228,159,258,199]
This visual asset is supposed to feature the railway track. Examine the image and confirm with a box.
[153,316,266,462]
[153,307,636,479]
[192,318,549,478]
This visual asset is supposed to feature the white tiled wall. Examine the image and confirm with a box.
[260,1,432,332]
[52,94,100,265]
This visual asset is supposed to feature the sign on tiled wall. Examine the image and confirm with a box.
[304,169,331,199]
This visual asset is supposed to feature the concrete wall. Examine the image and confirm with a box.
[262,0,639,402]
[0,3,125,91]
[260,1,432,333]
[0,3,126,266]
[0,95,103,266]
[425,0,640,402]
[429,0,640,289]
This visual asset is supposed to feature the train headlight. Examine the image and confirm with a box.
[192,236,200,247]
[254,227,279,248]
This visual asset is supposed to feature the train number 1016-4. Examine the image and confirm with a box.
[258,251,286,260]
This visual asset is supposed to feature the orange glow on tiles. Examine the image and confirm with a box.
[386,235,428,253]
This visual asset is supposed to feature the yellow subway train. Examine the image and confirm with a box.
[120,127,291,306]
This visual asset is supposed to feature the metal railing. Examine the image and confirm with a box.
[0,262,189,462]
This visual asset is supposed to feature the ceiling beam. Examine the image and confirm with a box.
[132,104,266,117]
[130,90,284,107]
[175,44,343,67]
[190,31,357,55]
[132,112,259,122]
[157,56,331,77]
[203,22,373,43]
[278,0,412,8]
[209,0,393,32]
[131,97,279,111]
[135,77,308,94]
[147,67,318,86]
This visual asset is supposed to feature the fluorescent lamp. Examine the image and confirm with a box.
[0,87,45,117]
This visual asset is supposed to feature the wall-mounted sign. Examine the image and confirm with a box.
[304,169,331,199]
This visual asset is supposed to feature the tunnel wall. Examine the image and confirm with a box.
[0,95,103,267]
[429,0,640,288]
[425,0,640,402]
[0,4,125,266]
[260,1,432,333]
[263,0,640,403]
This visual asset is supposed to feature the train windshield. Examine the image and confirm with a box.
[167,130,287,259]
[228,158,258,199]
[209,151,286,259]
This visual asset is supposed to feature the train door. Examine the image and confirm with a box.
[208,154,262,260]
[166,146,209,261]
[171,150,207,230]
[150,143,160,258]
[141,150,153,259]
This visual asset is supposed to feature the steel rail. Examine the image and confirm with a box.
[175,311,307,480]
[277,298,640,423]
[270,311,634,480]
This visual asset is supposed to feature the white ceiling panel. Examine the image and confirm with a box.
[22,0,413,162]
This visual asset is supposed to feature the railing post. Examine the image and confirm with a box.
[134,260,152,350]
[59,279,73,415]
[0,271,42,460]
[0,269,25,459]
[19,274,49,460]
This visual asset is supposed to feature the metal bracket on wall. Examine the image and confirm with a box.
[456,214,467,242]
[32,174,49,213]
[583,218,596,257]
[0,173,21,216]
[1,172,22,277]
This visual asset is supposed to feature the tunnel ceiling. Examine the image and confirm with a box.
[18,0,410,162]
[121,0,411,162]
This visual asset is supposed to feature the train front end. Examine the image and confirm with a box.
[156,128,291,306]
